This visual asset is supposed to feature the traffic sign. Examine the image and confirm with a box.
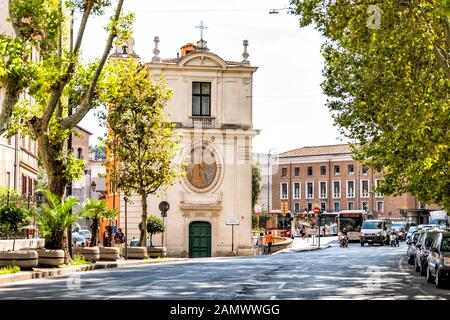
[313,207,320,214]
[226,218,240,225]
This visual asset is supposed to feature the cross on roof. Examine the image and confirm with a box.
[196,21,208,40]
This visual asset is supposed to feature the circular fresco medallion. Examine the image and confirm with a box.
[186,146,217,190]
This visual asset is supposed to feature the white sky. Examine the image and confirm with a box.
[77,0,347,154]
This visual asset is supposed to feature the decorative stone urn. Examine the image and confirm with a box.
[99,247,120,261]
[0,250,39,269]
[126,247,147,259]
[36,248,65,267]
[74,247,100,262]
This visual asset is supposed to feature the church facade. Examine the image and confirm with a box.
[108,34,259,257]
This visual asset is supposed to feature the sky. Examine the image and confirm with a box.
[77,0,347,154]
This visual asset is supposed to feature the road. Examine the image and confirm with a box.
[0,240,448,300]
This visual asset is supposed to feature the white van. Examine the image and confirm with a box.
[360,219,391,246]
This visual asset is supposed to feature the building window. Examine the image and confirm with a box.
[334,202,340,212]
[362,165,369,174]
[348,164,354,174]
[294,202,300,213]
[320,166,326,176]
[293,182,300,199]
[77,148,83,159]
[320,181,327,199]
[320,202,326,212]
[280,183,288,200]
[21,174,27,196]
[348,201,354,210]
[7,136,11,145]
[333,181,341,198]
[294,167,300,176]
[375,179,382,197]
[281,168,288,177]
[192,82,211,116]
[361,180,370,198]
[347,180,355,198]
[307,167,313,176]
[376,201,384,213]
[334,165,340,175]
[307,202,313,212]
[306,182,314,199]
[362,201,369,212]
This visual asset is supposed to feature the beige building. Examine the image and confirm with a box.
[272,144,438,219]
[108,34,258,257]
[0,1,39,195]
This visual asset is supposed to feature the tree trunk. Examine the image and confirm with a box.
[62,227,71,264]
[139,193,148,247]
[90,218,99,247]
[0,76,21,135]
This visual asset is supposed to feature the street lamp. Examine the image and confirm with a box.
[267,148,278,214]
[123,195,129,260]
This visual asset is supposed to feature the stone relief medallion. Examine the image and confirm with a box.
[184,142,222,193]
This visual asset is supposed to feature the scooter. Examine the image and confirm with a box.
[390,233,399,247]
[340,235,348,248]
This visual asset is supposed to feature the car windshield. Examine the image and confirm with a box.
[392,224,404,231]
[425,232,439,248]
[362,221,382,229]
[408,227,417,233]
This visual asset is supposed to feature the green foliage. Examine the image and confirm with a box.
[0,266,21,275]
[38,190,81,249]
[69,254,92,266]
[142,215,165,237]
[0,204,30,237]
[252,164,262,214]
[90,144,106,160]
[290,0,450,209]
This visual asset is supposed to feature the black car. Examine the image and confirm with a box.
[414,229,440,276]
[426,231,450,288]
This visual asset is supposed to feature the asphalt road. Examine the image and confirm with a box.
[0,241,448,300]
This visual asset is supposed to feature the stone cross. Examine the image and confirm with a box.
[152,36,161,62]
[196,21,208,40]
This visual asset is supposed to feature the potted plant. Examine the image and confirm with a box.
[142,215,166,258]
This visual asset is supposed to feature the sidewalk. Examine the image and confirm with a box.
[0,257,188,285]
[273,235,338,255]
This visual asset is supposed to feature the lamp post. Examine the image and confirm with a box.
[267,148,278,214]
[123,195,128,260]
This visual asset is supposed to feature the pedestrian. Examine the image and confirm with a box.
[265,231,273,255]
[114,228,126,256]
[73,238,77,249]
[257,232,264,255]
[300,226,306,239]
[103,228,109,247]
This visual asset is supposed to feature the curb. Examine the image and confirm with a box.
[0,258,188,285]
[273,244,332,255]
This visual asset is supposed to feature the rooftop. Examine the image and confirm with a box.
[279,144,354,158]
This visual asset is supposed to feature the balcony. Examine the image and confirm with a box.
[191,116,215,129]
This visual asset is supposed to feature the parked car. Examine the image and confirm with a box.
[406,226,417,242]
[407,231,422,265]
[414,229,440,276]
[360,219,391,246]
[73,234,86,246]
[392,222,407,241]
[129,239,152,247]
[426,231,450,288]
[405,222,416,232]
[78,229,92,241]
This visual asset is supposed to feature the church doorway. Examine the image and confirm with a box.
[189,221,212,258]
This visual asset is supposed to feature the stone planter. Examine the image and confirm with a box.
[0,250,38,269]
[99,247,120,261]
[147,246,167,258]
[36,248,65,267]
[126,247,147,259]
[75,247,100,262]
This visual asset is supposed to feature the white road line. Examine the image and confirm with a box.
[278,283,286,289]
[398,256,441,299]
[270,295,276,300]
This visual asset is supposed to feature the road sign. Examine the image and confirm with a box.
[226,218,240,225]
[314,207,320,214]
[159,201,170,213]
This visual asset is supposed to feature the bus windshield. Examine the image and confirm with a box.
[362,221,383,229]
[339,214,364,232]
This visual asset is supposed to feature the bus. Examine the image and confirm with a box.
[321,212,339,236]
[337,210,372,241]
[266,210,294,238]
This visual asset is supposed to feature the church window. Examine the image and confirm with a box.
[192,82,211,116]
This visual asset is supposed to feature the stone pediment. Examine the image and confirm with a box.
[181,52,227,68]
[179,192,222,211]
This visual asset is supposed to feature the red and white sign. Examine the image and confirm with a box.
[313,207,320,214]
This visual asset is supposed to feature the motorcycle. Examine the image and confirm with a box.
[340,235,348,248]
[390,233,399,247]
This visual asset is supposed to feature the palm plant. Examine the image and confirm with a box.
[81,199,118,247]
[38,190,82,264]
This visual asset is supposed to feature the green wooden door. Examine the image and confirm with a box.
[189,222,212,258]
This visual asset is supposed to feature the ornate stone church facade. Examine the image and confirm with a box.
[110,33,259,257]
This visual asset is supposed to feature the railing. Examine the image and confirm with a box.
[191,116,215,128]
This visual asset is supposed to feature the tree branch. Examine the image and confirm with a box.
[433,45,450,79]
[61,0,125,130]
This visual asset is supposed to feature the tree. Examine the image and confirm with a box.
[1,0,133,198]
[0,204,30,251]
[81,198,117,247]
[290,0,450,210]
[101,59,183,247]
[38,190,81,263]
[139,215,165,246]
[252,164,262,214]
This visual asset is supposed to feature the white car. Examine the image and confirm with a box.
[78,229,92,240]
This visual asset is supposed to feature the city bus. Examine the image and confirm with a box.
[266,210,294,238]
[321,212,339,236]
[337,210,372,241]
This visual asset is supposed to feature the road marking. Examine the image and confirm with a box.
[398,256,441,299]
[278,283,286,289]
[270,295,276,300]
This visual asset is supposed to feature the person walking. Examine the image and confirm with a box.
[114,228,126,256]
[257,232,264,255]
[265,231,273,255]
[103,228,109,247]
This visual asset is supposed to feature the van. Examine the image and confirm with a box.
[360,219,391,246]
